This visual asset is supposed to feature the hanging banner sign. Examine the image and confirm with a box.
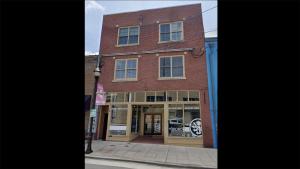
[96,83,106,105]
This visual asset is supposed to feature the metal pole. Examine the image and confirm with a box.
[85,54,101,154]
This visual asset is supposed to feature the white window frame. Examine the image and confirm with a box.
[158,55,186,80]
[158,21,184,43]
[117,26,140,47]
[113,58,138,82]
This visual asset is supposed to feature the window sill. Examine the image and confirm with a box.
[168,136,203,139]
[115,43,139,47]
[158,40,184,44]
[112,79,138,82]
[158,77,186,80]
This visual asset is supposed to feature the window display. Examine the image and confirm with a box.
[168,104,201,137]
[110,104,128,135]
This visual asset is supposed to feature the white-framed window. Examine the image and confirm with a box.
[159,21,183,42]
[114,58,138,81]
[117,26,139,46]
[159,55,185,79]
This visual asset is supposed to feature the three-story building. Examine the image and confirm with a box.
[95,3,213,147]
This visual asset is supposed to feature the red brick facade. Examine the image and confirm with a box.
[98,4,213,147]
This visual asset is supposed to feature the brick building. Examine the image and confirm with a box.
[94,3,213,147]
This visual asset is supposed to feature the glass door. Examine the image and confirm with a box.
[144,115,153,135]
[144,114,162,135]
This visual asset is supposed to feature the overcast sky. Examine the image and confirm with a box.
[85,0,217,55]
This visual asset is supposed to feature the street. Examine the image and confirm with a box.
[85,163,131,169]
[85,158,197,169]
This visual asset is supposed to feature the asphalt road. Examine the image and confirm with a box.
[85,164,132,169]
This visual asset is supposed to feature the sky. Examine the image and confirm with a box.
[85,0,217,55]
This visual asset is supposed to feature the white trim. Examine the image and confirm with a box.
[158,21,184,43]
[117,25,140,47]
[113,58,138,81]
[158,55,186,80]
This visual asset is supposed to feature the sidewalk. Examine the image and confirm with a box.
[85,141,217,169]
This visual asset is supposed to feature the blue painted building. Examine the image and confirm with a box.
[205,37,218,148]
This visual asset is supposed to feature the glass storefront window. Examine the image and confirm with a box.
[135,92,145,102]
[146,91,155,102]
[168,104,183,136]
[110,104,127,135]
[183,104,200,137]
[106,91,199,103]
[178,91,188,101]
[168,104,201,137]
[189,91,199,101]
[125,92,135,102]
[106,92,111,102]
[167,91,177,101]
[111,92,125,102]
[156,91,166,101]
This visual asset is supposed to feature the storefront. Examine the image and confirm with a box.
[98,90,203,146]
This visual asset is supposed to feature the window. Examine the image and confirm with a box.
[183,104,200,137]
[146,91,155,102]
[167,91,177,101]
[106,92,111,103]
[111,92,125,102]
[168,104,201,137]
[135,92,145,102]
[125,92,135,102]
[189,91,199,101]
[110,104,128,135]
[118,26,139,45]
[114,59,137,81]
[160,56,184,78]
[178,91,188,101]
[160,21,183,42]
[156,91,166,101]
[168,104,183,136]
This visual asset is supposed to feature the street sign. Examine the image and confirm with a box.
[90,109,96,117]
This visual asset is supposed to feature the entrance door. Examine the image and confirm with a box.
[102,113,108,140]
[144,114,161,135]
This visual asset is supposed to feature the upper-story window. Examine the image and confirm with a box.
[118,26,139,46]
[159,56,185,79]
[159,21,183,42]
[114,58,138,81]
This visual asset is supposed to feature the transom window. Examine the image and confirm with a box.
[160,56,184,78]
[160,21,183,42]
[114,59,138,80]
[118,26,139,45]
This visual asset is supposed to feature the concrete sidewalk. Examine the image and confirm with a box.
[85,141,217,169]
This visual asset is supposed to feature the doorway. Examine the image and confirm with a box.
[144,114,162,135]
[98,106,109,140]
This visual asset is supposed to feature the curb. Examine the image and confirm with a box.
[85,154,217,169]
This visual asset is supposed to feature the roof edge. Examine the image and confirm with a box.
[103,3,201,17]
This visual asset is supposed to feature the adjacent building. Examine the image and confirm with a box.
[205,37,218,148]
[93,3,213,147]
[85,54,97,136]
